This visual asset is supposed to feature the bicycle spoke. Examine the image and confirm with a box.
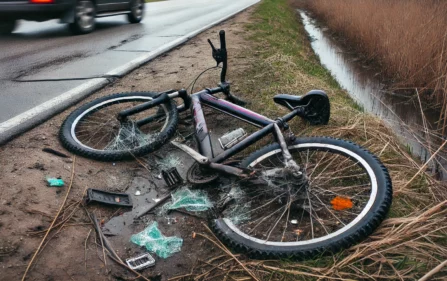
[222,141,375,244]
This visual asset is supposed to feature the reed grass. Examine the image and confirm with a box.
[301,0,447,134]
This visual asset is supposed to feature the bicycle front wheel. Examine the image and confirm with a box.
[212,137,392,259]
[60,92,178,161]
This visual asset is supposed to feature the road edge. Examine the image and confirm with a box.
[0,0,260,145]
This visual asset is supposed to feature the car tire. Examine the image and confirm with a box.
[127,0,144,23]
[69,0,96,35]
[0,20,16,35]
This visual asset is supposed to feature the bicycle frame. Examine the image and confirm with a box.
[117,29,305,177]
[167,88,303,177]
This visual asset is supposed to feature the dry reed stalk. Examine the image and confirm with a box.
[303,0,447,130]
[419,260,447,281]
[399,140,447,191]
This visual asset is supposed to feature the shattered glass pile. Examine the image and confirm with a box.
[163,187,213,212]
[103,122,159,151]
[130,222,183,259]
[219,185,251,225]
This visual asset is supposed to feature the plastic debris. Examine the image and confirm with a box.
[126,253,155,270]
[162,167,183,187]
[85,188,133,207]
[331,196,353,211]
[135,190,141,196]
[290,219,298,225]
[163,187,213,212]
[46,177,64,187]
[130,222,183,259]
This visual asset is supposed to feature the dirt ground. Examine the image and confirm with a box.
[0,7,258,281]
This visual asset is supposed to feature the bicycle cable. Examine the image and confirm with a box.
[186,66,222,94]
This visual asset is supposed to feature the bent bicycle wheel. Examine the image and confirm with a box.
[60,92,178,161]
[212,137,392,259]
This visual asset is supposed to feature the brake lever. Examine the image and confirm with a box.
[208,39,226,66]
[207,39,217,52]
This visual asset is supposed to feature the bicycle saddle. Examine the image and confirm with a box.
[273,90,330,125]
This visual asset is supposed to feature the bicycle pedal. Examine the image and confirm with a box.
[162,167,183,187]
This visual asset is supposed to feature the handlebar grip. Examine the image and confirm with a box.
[219,30,226,50]
[227,93,247,107]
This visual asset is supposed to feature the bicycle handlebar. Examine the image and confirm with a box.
[207,31,247,106]
[219,30,226,50]
[219,31,227,83]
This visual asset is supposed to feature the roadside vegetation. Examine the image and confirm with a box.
[180,0,447,280]
[299,0,447,136]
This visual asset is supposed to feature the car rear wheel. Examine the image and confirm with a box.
[0,20,16,35]
[69,0,96,35]
[127,0,144,23]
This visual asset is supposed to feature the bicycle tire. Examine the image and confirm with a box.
[212,136,392,259]
[59,92,178,161]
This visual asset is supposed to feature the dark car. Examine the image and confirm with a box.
[0,0,144,35]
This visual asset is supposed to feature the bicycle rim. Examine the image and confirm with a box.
[220,142,378,246]
[70,96,170,152]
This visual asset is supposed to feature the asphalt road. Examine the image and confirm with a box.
[0,0,258,124]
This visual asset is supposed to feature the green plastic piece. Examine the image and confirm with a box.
[164,187,213,212]
[46,178,65,187]
[130,222,183,259]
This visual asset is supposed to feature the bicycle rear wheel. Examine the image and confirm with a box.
[60,92,178,161]
[212,137,392,259]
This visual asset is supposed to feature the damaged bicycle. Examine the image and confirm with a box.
[59,30,392,259]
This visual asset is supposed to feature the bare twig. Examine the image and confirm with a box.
[85,229,92,270]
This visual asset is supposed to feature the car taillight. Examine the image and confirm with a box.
[30,0,54,3]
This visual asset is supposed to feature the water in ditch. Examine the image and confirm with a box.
[299,11,446,179]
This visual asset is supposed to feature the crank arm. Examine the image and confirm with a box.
[171,141,252,178]
[208,163,252,178]
[171,141,209,164]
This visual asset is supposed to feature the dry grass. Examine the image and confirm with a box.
[300,0,447,133]
[176,204,447,280]
[166,0,447,279]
